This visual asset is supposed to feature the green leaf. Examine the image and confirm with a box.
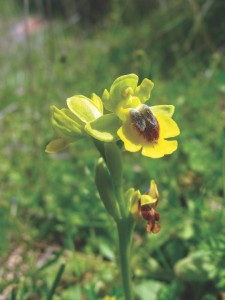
[47,263,65,300]
[177,219,194,240]
[174,251,216,282]
[135,280,164,300]
[59,286,82,300]
[67,95,102,124]
[85,113,121,142]
[98,238,115,260]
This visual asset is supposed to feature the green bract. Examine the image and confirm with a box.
[85,113,121,142]
[95,158,121,220]
[104,142,123,187]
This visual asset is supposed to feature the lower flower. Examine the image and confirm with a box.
[139,180,160,233]
[128,180,160,233]
[117,104,180,158]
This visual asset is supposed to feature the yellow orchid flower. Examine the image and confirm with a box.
[128,180,160,233]
[139,180,160,233]
[117,104,180,158]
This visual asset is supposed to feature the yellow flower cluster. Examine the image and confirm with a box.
[46,74,180,158]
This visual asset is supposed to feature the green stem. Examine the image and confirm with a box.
[117,219,134,300]
[93,140,134,298]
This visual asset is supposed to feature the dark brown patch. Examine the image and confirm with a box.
[130,105,159,143]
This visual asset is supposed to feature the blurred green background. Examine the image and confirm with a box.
[0,0,224,299]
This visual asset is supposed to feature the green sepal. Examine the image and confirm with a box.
[45,138,74,153]
[104,142,123,187]
[85,113,121,142]
[51,105,84,137]
[95,158,121,220]
[111,74,138,91]
[125,188,140,231]
[104,74,139,112]
[127,188,141,215]
[102,89,109,102]
[150,105,175,117]
[134,78,154,102]
[67,95,102,124]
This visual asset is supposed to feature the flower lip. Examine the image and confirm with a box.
[140,205,160,221]
[130,104,160,143]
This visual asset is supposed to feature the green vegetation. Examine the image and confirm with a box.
[0,0,224,299]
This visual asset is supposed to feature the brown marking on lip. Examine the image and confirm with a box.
[130,105,160,143]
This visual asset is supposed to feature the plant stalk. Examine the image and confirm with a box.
[117,219,134,300]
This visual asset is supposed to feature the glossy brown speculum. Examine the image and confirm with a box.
[130,105,160,142]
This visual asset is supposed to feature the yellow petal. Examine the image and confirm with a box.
[117,126,142,152]
[141,194,157,205]
[141,142,164,158]
[142,138,177,158]
[155,113,180,139]
[160,139,178,154]
[148,180,159,199]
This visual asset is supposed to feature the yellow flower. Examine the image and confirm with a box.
[46,94,103,153]
[128,180,160,233]
[102,74,154,118]
[117,104,180,158]
[139,180,160,233]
